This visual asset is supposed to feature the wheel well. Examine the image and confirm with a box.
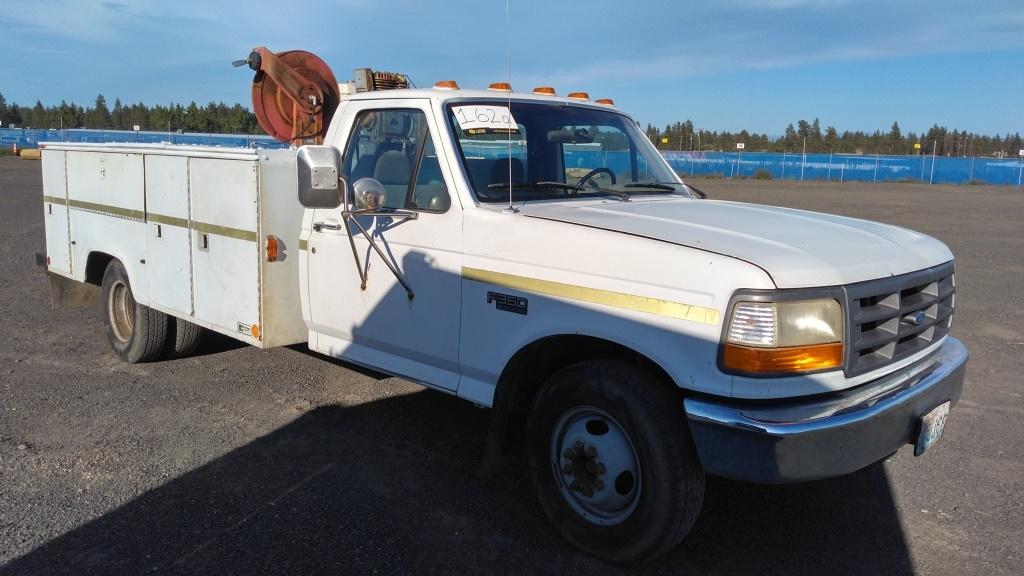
[84,252,116,286]
[481,335,676,474]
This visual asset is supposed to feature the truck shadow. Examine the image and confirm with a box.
[2,392,912,576]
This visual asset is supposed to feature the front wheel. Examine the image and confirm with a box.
[100,260,168,363]
[527,359,705,564]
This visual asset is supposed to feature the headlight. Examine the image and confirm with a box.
[722,298,844,376]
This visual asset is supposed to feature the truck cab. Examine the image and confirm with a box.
[295,85,966,562]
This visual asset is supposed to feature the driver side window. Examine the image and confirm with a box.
[343,108,451,212]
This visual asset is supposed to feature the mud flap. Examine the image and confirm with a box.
[49,272,100,310]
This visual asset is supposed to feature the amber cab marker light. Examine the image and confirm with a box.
[434,80,460,90]
[265,235,280,262]
[532,86,557,96]
[595,98,615,105]
[488,82,512,91]
[567,92,590,100]
[722,342,843,375]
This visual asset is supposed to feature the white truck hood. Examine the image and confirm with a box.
[520,197,953,288]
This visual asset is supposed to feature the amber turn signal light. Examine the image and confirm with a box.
[722,342,843,375]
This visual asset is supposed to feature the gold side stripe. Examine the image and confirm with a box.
[298,239,309,251]
[68,199,145,220]
[192,221,258,243]
[54,195,257,242]
[463,267,721,325]
[147,213,189,228]
[42,195,67,205]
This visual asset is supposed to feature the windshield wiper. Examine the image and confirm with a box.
[487,181,629,201]
[487,181,584,191]
[622,182,677,192]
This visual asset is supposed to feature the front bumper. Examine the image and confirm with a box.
[684,337,968,483]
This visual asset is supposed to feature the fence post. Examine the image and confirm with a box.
[873,154,879,183]
[929,140,937,184]
[781,152,786,180]
[969,156,975,184]
[800,138,806,181]
[827,152,833,181]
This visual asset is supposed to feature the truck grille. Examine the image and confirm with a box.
[845,261,955,376]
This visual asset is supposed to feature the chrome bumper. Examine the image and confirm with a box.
[684,337,968,484]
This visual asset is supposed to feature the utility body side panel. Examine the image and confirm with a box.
[41,143,308,350]
[41,150,71,275]
[189,157,262,342]
[145,155,193,317]
[65,150,149,304]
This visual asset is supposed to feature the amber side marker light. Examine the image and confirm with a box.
[722,342,843,375]
[265,235,280,262]
[488,82,512,91]
[532,86,557,95]
[251,324,261,340]
[434,80,460,90]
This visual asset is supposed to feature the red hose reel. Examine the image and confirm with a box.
[235,47,340,145]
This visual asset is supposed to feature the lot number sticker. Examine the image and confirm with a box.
[453,105,518,134]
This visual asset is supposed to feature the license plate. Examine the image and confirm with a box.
[914,401,951,456]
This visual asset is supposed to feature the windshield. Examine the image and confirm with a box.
[446,101,688,202]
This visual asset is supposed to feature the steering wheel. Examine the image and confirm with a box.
[576,167,616,188]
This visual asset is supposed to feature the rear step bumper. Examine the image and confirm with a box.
[684,337,968,483]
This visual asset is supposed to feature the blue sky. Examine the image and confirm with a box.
[1,0,1022,136]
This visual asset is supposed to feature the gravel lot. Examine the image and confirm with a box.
[1,156,1021,575]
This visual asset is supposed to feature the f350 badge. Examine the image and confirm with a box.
[487,291,528,315]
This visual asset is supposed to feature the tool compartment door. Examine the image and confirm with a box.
[145,155,193,317]
[41,150,72,275]
[189,158,262,343]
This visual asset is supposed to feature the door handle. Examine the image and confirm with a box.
[313,219,342,232]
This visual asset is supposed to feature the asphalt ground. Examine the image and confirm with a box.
[1,156,1021,575]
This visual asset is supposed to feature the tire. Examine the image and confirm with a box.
[165,317,203,358]
[527,359,705,565]
[100,260,168,363]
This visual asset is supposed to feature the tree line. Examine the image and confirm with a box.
[2,92,1020,157]
[0,93,261,135]
[648,119,1023,158]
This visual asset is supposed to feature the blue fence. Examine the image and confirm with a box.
[662,151,1024,186]
[0,127,287,150]
[4,128,1022,186]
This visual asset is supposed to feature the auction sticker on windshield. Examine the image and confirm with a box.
[452,105,519,134]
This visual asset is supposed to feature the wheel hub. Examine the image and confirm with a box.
[550,406,641,526]
[562,440,606,497]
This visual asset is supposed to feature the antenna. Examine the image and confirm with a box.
[502,0,518,214]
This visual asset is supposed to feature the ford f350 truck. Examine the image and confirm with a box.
[39,48,967,564]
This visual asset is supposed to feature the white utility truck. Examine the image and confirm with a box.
[40,48,967,563]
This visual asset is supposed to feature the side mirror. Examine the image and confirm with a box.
[352,177,386,210]
[297,145,345,208]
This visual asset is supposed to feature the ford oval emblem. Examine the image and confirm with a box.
[903,311,927,326]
